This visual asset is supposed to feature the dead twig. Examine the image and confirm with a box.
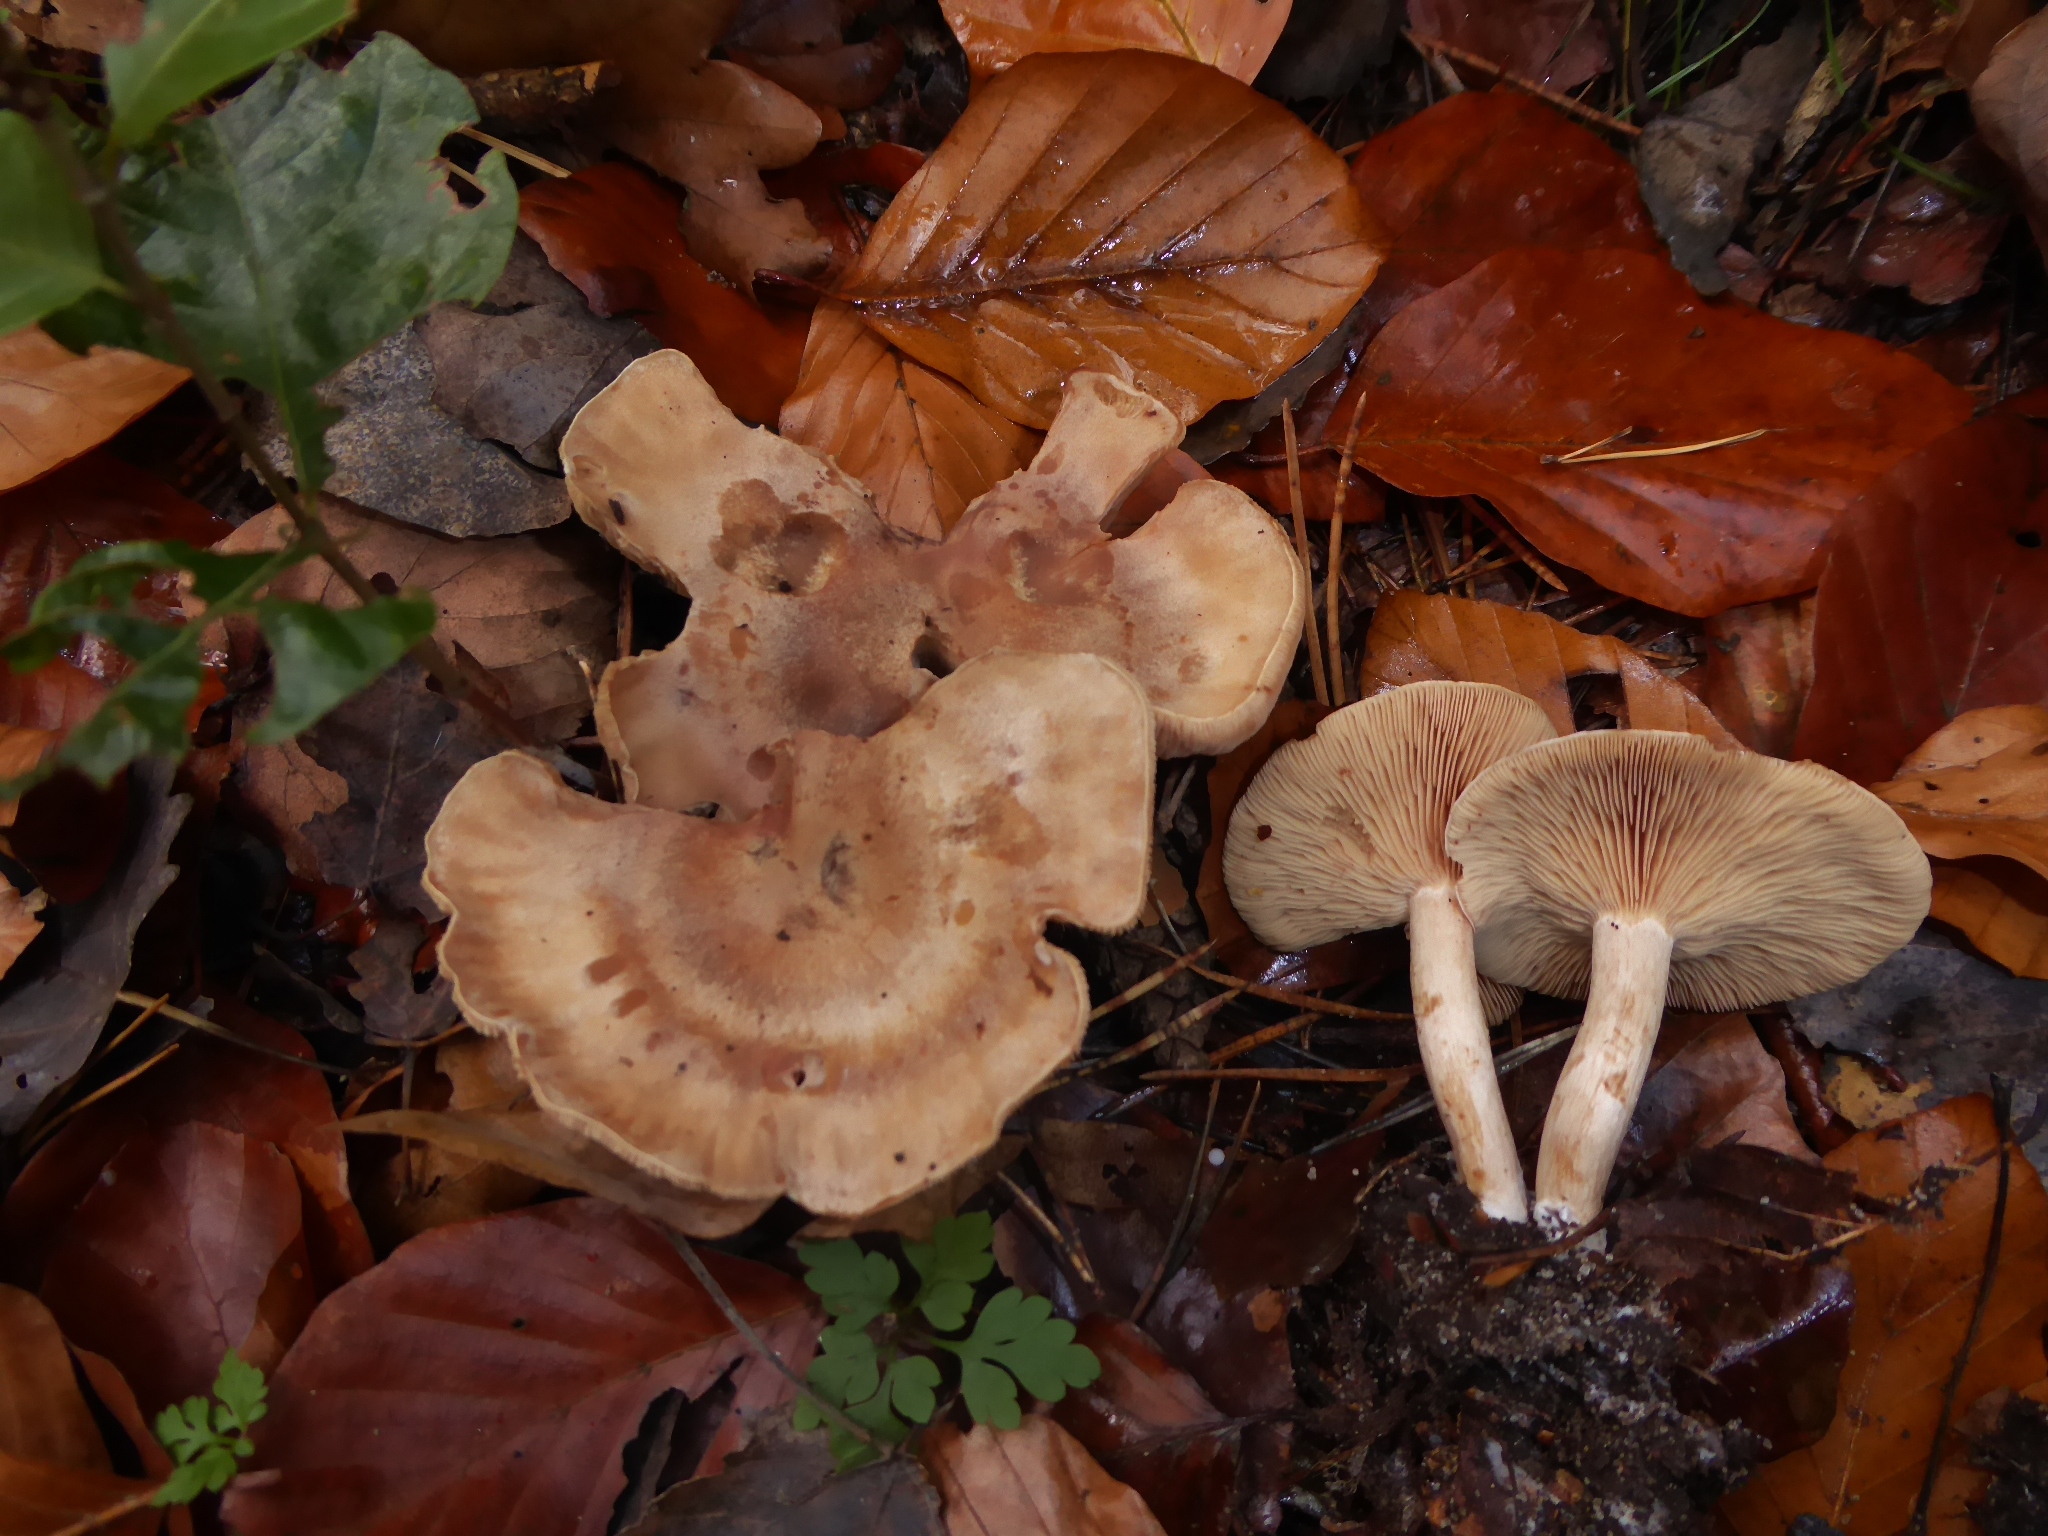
[1143,1066,1421,1085]
[1134,1079,1223,1322]
[997,1170,1101,1296]
[1063,987,1247,1080]
[1175,962,1410,1020]
[112,992,354,1078]
[1326,386,1371,705]
[1404,28,1642,137]
[1209,1011,1323,1065]
[1308,1025,1581,1155]
[454,124,571,177]
[1281,400,1330,706]
[1087,937,1221,1023]
[1545,428,1772,465]
[46,1488,165,1536]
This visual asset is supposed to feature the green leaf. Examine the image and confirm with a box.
[797,1239,900,1331]
[48,650,205,785]
[153,1461,211,1507]
[152,1349,266,1506]
[806,1323,880,1410]
[946,1288,1100,1428]
[0,111,110,335]
[250,592,435,742]
[885,1353,940,1424]
[958,1356,1022,1431]
[105,0,358,148]
[211,1349,269,1432]
[904,1212,995,1331]
[102,35,514,497]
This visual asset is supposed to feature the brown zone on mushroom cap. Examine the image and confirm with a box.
[423,650,1156,1216]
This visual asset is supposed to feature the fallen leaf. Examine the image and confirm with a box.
[0,760,186,1135]
[1409,0,1609,89]
[1866,0,2033,82]
[343,916,457,1043]
[1050,1316,1237,1536]
[220,1199,822,1536]
[760,142,928,287]
[779,299,1042,538]
[1,998,371,1297]
[1928,859,2048,980]
[1349,247,1974,615]
[838,49,1382,430]
[619,1421,944,1535]
[937,0,1291,85]
[1972,8,2048,252]
[0,328,186,494]
[1618,1016,1816,1179]
[1356,590,1738,744]
[0,887,46,980]
[1789,138,2012,308]
[1718,1095,2048,1535]
[39,1120,315,1414]
[0,1286,162,1536]
[5,0,143,51]
[724,0,907,111]
[1698,593,1815,757]
[1336,89,1660,340]
[520,162,810,424]
[1789,933,2048,1182]
[1824,1056,1931,1131]
[1872,706,2048,876]
[1792,411,2048,786]
[923,1416,1169,1536]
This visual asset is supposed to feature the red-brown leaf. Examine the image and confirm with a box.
[220,1199,820,1536]
[1793,411,2048,785]
[519,164,809,425]
[1407,0,1612,90]
[936,0,1292,85]
[1350,248,1974,615]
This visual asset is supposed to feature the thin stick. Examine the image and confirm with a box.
[1550,428,1771,465]
[1906,1077,2015,1536]
[1281,401,1330,706]
[997,1171,1100,1294]
[1133,1080,1224,1322]
[1209,1011,1322,1065]
[1178,963,1411,1020]
[1404,28,1642,137]
[662,1233,883,1454]
[23,1044,181,1153]
[47,1487,163,1536]
[1325,387,1370,707]
[1463,498,1568,590]
[1063,988,1247,1080]
[1846,114,1921,271]
[1308,1025,1580,1155]
[114,992,353,1077]
[1143,1066,1421,1084]
[1087,937,1221,1023]
[1560,596,1627,628]
[455,124,572,177]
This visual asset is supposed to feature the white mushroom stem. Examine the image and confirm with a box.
[1409,884,1528,1222]
[1534,914,1676,1228]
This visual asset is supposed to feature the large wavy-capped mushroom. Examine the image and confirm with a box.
[1448,730,1930,1228]
[422,651,1155,1218]
[562,350,1304,816]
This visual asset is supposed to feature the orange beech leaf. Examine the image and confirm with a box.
[838,50,1383,430]
[779,300,1042,538]
[762,143,927,286]
[0,330,187,495]
[519,164,809,425]
[1927,859,2048,980]
[1340,91,1659,338]
[1718,1095,2048,1535]
[1873,706,2048,876]
[1356,590,1738,745]
[1349,248,1974,616]
[1407,0,1611,91]
[937,0,1291,85]
[1698,593,1815,758]
[924,1416,1169,1536]
[1794,413,2048,786]
[220,1200,821,1536]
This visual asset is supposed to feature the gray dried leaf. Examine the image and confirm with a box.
[618,1422,943,1536]
[346,917,457,1043]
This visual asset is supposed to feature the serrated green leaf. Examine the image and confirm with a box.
[102,35,514,497]
[798,1239,900,1330]
[212,1349,267,1431]
[886,1353,940,1424]
[251,592,435,742]
[958,1356,1022,1430]
[153,1460,210,1506]
[0,111,111,334]
[105,0,357,149]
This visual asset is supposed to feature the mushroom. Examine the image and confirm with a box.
[561,350,1304,817]
[1222,682,1557,1221]
[1446,729,1931,1228]
[422,650,1155,1218]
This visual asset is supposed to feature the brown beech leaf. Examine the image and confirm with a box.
[1698,593,1815,757]
[1339,90,1658,339]
[520,164,810,425]
[923,1417,1169,1536]
[1350,248,1973,616]
[1718,1096,2048,1535]
[1357,591,1738,745]
[0,330,187,494]
[1972,9,2048,251]
[1872,706,2048,876]
[0,888,45,981]
[220,1200,821,1536]
[724,0,906,114]
[1793,412,2048,786]
[1928,859,2048,979]
[38,1121,315,1415]
[1,1000,370,1298]
[1407,0,1611,91]
[937,0,1291,85]
[837,50,1382,431]
[779,300,1041,538]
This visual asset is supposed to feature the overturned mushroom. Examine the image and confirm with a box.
[562,351,1304,816]
[1447,730,1930,1228]
[423,650,1155,1217]
[1223,683,1556,1220]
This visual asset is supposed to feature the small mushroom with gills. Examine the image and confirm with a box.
[1223,682,1557,1221]
[1446,729,1931,1229]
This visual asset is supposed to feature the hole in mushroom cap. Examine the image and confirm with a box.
[911,631,954,679]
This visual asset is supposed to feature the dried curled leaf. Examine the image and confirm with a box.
[938,0,1291,85]
[838,50,1383,430]
[1873,706,2048,877]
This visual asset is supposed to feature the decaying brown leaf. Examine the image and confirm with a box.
[1971,7,2048,252]
[837,50,1382,431]
[1699,593,1815,757]
[779,300,1041,539]
[924,1417,1170,1536]
[1407,0,1611,91]
[0,330,187,495]
[1929,861,2048,980]
[1357,590,1737,745]
[1873,706,2048,876]
[0,887,47,981]
[937,0,1291,85]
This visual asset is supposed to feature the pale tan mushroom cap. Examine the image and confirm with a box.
[563,351,1302,816]
[1224,682,1557,951]
[422,650,1156,1217]
[1447,730,1931,1009]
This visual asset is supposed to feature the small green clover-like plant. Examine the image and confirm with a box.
[793,1213,1100,1470]
[151,1349,267,1505]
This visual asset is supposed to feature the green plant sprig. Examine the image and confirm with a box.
[152,1349,268,1505]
